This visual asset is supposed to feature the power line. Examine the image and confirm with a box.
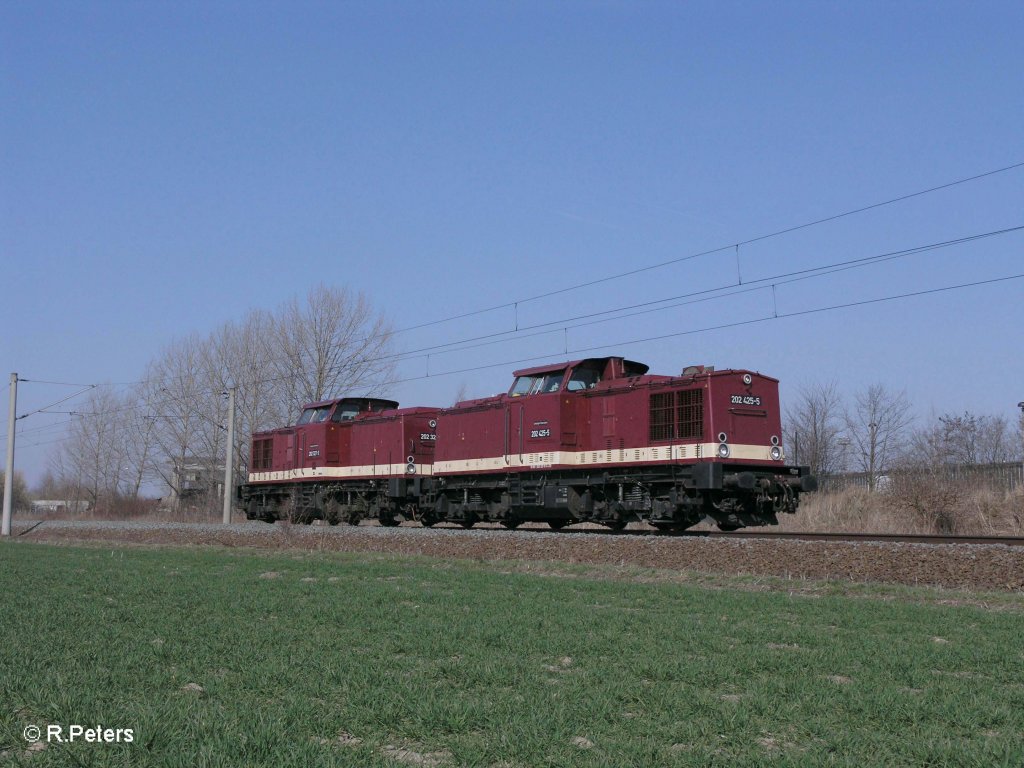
[18,378,98,387]
[20,161,1022,397]
[386,159,1024,334]
[20,222,1020,424]
[382,224,1023,364]
[16,385,97,421]
[12,270,1022,447]
[371,271,1024,388]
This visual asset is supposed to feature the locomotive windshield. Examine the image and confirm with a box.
[510,371,564,396]
[510,376,536,396]
[297,405,332,425]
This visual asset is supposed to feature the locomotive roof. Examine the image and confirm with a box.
[512,357,650,378]
[301,396,400,410]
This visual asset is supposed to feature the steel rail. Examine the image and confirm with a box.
[536,527,1024,546]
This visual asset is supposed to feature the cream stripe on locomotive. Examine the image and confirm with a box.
[249,442,790,483]
[249,463,435,483]
[433,442,782,473]
[248,443,785,483]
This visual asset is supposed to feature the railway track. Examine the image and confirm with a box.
[682,530,1024,546]
[11,519,1024,548]
[491,525,1024,547]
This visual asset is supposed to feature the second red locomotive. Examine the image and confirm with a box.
[239,356,816,531]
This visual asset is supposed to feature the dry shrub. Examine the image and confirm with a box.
[888,471,965,534]
[779,487,920,534]
[782,479,1024,535]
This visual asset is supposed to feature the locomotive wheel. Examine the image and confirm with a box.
[500,519,521,530]
[323,500,341,526]
[604,519,627,531]
[716,523,741,532]
[548,520,567,530]
[379,515,400,527]
[459,520,475,529]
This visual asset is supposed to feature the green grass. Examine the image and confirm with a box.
[1,542,1022,767]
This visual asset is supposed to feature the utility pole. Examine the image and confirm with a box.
[867,421,879,491]
[222,387,235,525]
[2,373,17,537]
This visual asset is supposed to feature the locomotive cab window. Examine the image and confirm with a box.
[567,366,601,392]
[331,405,360,422]
[534,371,564,394]
[297,405,332,425]
[510,370,564,396]
[510,376,538,397]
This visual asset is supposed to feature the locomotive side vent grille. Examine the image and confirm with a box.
[649,393,675,441]
[677,389,704,440]
[252,438,273,471]
[649,389,704,442]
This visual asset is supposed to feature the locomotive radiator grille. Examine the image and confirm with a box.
[650,389,704,442]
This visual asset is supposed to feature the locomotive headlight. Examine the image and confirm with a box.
[718,432,728,443]
[406,463,416,474]
[717,443,731,459]
[742,374,752,385]
[770,435,780,446]
[770,446,783,461]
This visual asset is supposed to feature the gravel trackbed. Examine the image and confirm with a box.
[10,519,1024,592]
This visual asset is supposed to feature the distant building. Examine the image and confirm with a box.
[31,499,91,515]
[167,457,226,506]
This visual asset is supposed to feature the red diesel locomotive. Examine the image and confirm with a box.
[239,356,816,531]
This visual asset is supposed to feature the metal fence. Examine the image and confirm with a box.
[820,462,1024,493]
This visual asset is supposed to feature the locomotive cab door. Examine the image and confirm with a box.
[561,362,604,448]
[505,367,566,461]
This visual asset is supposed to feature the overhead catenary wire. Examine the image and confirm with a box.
[384,159,1024,334]
[21,266,1023,429]
[12,219,1019,430]
[36,157,1021,395]
[371,224,1024,364]
[377,271,1024,388]
[16,385,97,421]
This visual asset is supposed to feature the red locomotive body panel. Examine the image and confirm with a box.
[348,407,439,476]
[248,397,399,482]
[435,358,653,473]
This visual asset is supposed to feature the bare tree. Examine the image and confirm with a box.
[0,470,30,512]
[114,286,396,511]
[784,380,844,476]
[1018,409,1024,461]
[209,310,277,479]
[926,412,1015,466]
[270,285,396,421]
[139,334,212,507]
[844,384,913,491]
[58,388,133,509]
[452,381,470,406]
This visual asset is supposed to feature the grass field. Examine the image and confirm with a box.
[1,542,1022,767]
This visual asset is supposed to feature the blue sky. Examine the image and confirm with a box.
[2,1,1023,484]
